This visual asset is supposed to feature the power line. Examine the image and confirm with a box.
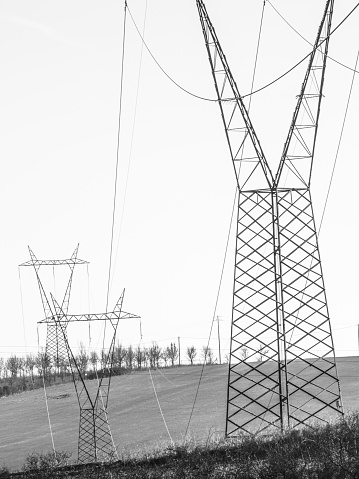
[317,49,359,235]
[184,189,238,438]
[105,1,128,312]
[248,0,267,111]
[126,3,216,102]
[267,0,359,75]
[110,0,148,293]
[242,2,359,98]
[126,1,359,102]
[37,324,55,454]
[148,367,174,444]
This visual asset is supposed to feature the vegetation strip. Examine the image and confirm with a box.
[0,342,213,397]
[2,412,359,478]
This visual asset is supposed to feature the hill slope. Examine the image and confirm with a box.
[1,359,358,471]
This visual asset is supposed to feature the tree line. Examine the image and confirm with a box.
[0,342,216,398]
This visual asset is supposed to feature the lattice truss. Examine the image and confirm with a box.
[20,247,140,462]
[50,291,139,463]
[19,245,89,369]
[196,0,342,434]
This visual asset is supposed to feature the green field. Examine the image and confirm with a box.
[1,358,359,471]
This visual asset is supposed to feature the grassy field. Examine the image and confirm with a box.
[1,358,359,472]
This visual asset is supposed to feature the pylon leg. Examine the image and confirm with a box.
[78,407,117,463]
[278,189,342,427]
[226,191,284,435]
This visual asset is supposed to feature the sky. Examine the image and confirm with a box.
[1,0,359,362]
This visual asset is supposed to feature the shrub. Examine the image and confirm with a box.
[0,465,10,478]
[22,450,71,472]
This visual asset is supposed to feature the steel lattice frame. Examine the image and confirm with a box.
[196,0,342,434]
[49,291,141,463]
[21,247,140,462]
[19,245,89,370]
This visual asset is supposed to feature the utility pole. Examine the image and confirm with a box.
[214,316,223,365]
[178,336,181,366]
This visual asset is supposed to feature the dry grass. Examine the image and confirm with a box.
[1,358,359,474]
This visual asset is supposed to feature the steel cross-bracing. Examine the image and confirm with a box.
[196,0,342,434]
[19,245,89,370]
[45,290,140,463]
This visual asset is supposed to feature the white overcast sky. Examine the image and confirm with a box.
[1,0,358,360]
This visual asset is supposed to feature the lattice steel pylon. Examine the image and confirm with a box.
[196,0,342,434]
[48,290,140,463]
[19,245,89,369]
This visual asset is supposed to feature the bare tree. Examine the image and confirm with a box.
[58,356,70,382]
[240,346,249,361]
[148,342,162,368]
[76,342,89,375]
[6,355,19,378]
[201,346,214,365]
[114,343,127,369]
[18,357,26,378]
[186,346,197,365]
[100,348,108,369]
[166,343,178,367]
[126,345,135,370]
[36,351,52,383]
[134,346,145,369]
[142,348,149,368]
[25,354,36,388]
[257,342,269,362]
[161,348,169,367]
[89,351,98,372]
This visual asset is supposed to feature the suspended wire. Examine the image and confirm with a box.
[248,0,266,111]
[126,3,216,102]
[154,367,178,387]
[317,49,359,235]
[238,0,266,177]
[243,2,359,98]
[52,265,56,298]
[126,1,359,101]
[148,367,174,444]
[110,0,148,293]
[267,0,359,75]
[37,325,55,454]
[86,264,91,312]
[185,188,238,438]
[105,0,128,313]
[18,267,27,352]
[94,364,118,458]
[86,264,91,355]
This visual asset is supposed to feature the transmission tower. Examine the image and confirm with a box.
[21,246,140,462]
[196,0,342,434]
[19,245,89,369]
[48,290,140,463]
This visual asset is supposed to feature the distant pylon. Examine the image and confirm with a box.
[196,0,342,434]
[19,245,89,370]
[48,290,140,463]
